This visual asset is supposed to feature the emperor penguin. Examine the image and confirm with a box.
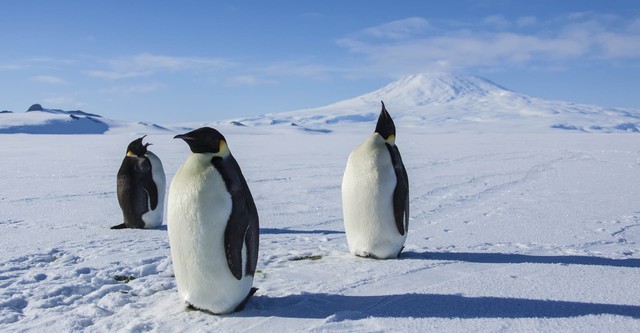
[342,101,409,259]
[168,127,259,314]
[113,136,166,229]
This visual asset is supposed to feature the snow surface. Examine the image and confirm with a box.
[1,125,640,332]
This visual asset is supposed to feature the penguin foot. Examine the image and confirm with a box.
[110,223,127,229]
[355,252,379,259]
[184,287,258,315]
[354,250,403,260]
[234,287,259,312]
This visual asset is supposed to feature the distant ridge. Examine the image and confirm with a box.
[0,104,172,134]
[26,103,102,118]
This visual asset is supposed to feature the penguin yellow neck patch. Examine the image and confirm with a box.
[386,134,396,145]
[214,140,231,158]
[127,151,137,157]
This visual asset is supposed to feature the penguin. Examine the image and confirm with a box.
[168,127,259,314]
[341,101,409,259]
[113,136,166,229]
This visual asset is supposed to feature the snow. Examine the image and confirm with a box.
[230,73,640,134]
[1,73,640,331]
[1,127,639,332]
[0,110,171,135]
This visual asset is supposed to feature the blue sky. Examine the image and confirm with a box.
[1,1,640,124]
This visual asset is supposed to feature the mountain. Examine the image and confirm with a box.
[0,104,171,135]
[26,103,103,118]
[4,74,640,134]
[231,73,640,133]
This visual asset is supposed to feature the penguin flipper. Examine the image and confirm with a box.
[386,144,409,235]
[224,218,249,280]
[140,161,159,210]
[217,156,259,281]
[223,190,259,280]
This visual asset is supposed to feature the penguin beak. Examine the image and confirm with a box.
[174,134,193,141]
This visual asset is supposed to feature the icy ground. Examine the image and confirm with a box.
[1,128,639,332]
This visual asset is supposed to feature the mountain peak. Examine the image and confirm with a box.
[365,72,512,105]
[27,103,44,111]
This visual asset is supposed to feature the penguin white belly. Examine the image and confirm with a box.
[342,134,407,259]
[142,151,166,229]
[168,153,253,314]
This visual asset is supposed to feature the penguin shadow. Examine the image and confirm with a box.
[239,292,640,320]
[260,228,344,235]
[400,251,640,268]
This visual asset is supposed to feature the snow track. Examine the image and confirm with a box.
[1,130,639,332]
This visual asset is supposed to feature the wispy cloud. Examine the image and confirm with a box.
[336,13,640,76]
[482,15,511,29]
[361,17,429,40]
[1,57,73,72]
[86,53,236,80]
[31,75,67,84]
[43,96,85,108]
[101,83,165,95]
[227,75,277,86]
[517,16,537,28]
[0,63,27,71]
[257,61,346,81]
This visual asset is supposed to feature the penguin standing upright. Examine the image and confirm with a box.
[113,136,166,229]
[342,101,409,259]
[168,127,259,314]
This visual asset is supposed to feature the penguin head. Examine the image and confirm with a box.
[126,135,151,157]
[374,101,396,144]
[174,127,230,156]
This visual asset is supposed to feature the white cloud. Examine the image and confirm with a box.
[86,53,236,80]
[595,32,640,58]
[0,63,27,71]
[101,83,165,95]
[517,16,537,28]
[227,75,276,86]
[31,75,67,84]
[258,62,343,80]
[43,96,84,108]
[336,14,640,76]
[482,15,511,29]
[361,17,429,40]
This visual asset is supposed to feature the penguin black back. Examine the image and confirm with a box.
[376,102,409,236]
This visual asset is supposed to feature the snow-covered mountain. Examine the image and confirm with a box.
[232,73,640,133]
[0,104,171,134]
[3,73,640,134]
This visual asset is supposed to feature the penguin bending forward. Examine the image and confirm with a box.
[168,127,259,314]
[113,136,166,229]
[342,102,409,259]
